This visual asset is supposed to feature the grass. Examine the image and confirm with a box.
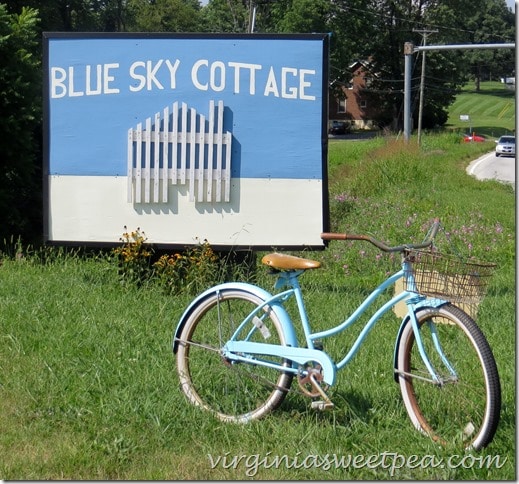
[0,129,515,477]
[445,81,515,138]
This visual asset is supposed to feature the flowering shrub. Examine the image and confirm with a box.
[153,238,219,295]
[112,230,245,294]
[112,227,152,284]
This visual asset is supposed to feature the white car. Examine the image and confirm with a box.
[495,135,515,157]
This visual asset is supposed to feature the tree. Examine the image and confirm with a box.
[273,0,330,33]
[0,4,42,243]
[128,0,202,32]
[462,0,515,89]
[199,0,249,33]
[350,0,513,130]
[4,0,102,31]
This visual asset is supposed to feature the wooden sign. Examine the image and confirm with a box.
[43,33,329,249]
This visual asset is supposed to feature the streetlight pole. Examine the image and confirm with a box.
[403,42,413,142]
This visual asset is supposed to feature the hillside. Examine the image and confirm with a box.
[446,81,515,138]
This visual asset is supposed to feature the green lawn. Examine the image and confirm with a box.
[446,81,515,138]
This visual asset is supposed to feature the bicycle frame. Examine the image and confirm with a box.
[174,218,501,450]
[220,257,452,387]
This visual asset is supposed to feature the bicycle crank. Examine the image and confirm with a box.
[298,365,334,410]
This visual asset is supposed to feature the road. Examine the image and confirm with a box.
[330,134,516,187]
[467,151,515,187]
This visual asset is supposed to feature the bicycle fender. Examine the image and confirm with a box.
[172,282,298,354]
[392,298,449,382]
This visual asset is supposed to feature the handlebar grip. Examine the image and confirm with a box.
[321,233,348,240]
[321,232,392,250]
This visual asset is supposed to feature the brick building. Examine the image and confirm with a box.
[329,60,380,130]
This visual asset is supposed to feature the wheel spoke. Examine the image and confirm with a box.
[176,289,293,422]
[398,304,500,449]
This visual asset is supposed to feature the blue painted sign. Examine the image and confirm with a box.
[44,33,329,249]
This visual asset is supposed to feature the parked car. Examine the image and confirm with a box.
[463,133,486,143]
[495,135,515,157]
[328,121,349,135]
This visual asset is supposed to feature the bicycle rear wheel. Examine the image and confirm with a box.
[397,304,500,450]
[176,288,294,422]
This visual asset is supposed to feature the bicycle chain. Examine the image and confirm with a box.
[175,337,320,397]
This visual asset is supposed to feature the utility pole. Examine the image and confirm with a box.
[414,29,437,145]
[403,42,515,142]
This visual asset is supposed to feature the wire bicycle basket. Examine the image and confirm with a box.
[404,249,497,304]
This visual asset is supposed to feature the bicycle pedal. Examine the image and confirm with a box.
[311,400,334,411]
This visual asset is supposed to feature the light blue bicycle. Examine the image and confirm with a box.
[173,220,500,450]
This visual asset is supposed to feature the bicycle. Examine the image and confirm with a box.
[173,220,501,450]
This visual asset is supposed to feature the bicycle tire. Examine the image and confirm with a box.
[176,288,294,422]
[397,304,501,450]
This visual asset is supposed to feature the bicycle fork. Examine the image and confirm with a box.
[399,297,458,385]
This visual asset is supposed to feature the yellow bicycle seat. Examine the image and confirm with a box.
[261,253,321,271]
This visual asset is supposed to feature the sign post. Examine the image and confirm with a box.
[459,114,472,134]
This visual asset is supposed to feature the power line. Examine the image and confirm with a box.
[336,4,513,42]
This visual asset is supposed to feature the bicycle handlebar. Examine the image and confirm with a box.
[321,219,440,253]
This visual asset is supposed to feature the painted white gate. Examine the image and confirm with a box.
[127,100,232,204]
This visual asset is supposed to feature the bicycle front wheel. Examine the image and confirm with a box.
[176,288,294,423]
[397,304,500,450]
